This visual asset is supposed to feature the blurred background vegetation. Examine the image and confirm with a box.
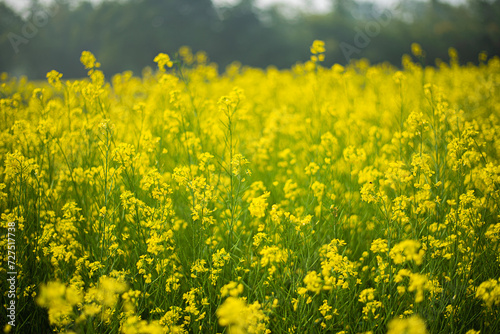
[1,0,499,79]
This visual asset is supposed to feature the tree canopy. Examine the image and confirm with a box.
[1,0,499,79]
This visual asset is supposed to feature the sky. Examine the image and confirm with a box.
[1,0,416,14]
[3,0,466,15]
[216,0,334,12]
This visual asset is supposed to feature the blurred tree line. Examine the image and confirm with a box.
[0,0,499,79]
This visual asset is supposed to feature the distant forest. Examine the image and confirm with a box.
[1,0,499,79]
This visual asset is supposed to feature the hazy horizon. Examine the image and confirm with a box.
[3,0,468,15]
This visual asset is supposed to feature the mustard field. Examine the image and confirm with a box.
[1,42,500,333]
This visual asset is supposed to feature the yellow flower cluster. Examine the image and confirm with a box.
[153,53,173,72]
[389,240,425,265]
[217,296,269,334]
[476,279,500,308]
[1,43,500,333]
[36,276,127,330]
[249,192,270,218]
[310,40,326,63]
[387,315,428,334]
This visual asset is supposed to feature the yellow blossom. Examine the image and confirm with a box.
[387,315,428,334]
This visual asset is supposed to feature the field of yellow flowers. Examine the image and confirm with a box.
[1,41,500,334]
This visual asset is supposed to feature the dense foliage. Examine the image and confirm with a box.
[1,43,500,333]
